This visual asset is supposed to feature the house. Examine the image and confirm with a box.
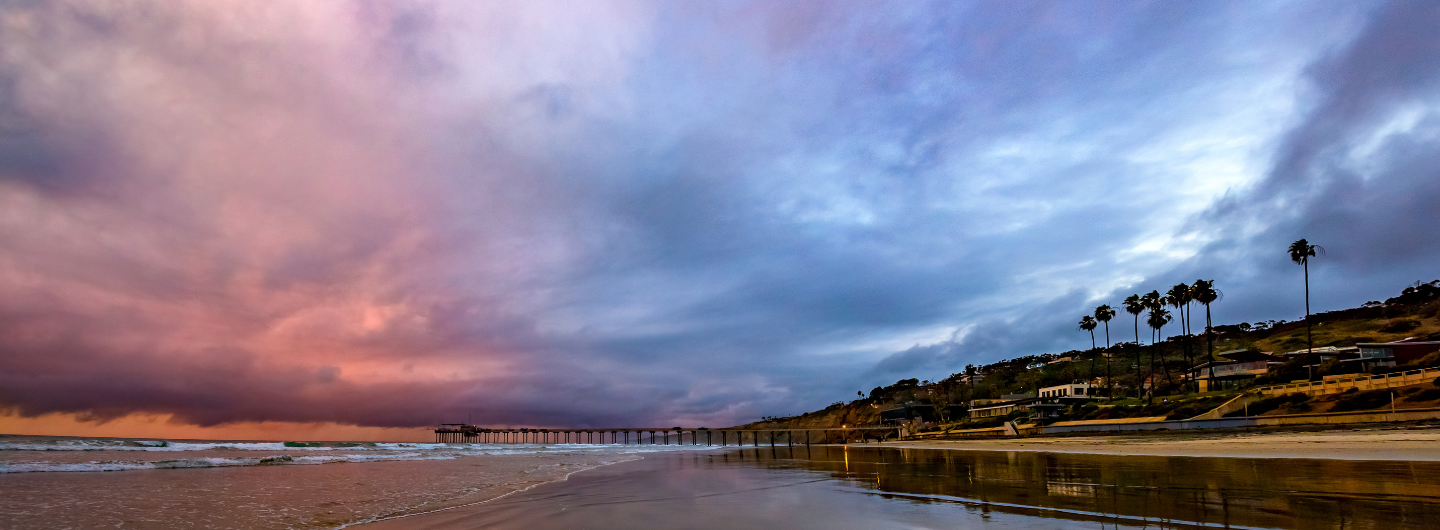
[880,402,967,425]
[957,371,986,385]
[1029,383,1094,420]
[1037,382,1094,398]
[1278,345,1359,367]
[1354,340,1440,367]
[1187,350,1282,392]
[968,399,1033,419]
[880,403,935,425]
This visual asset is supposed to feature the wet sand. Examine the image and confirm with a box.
[359,445,1440,529]
[881,424,1440,460]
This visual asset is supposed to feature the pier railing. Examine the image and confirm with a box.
[433,425,900,446]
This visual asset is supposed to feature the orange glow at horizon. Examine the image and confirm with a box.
[0,411,433,443]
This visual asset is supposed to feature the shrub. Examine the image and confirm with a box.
[1381,319,1420,333]
[1405,351,1440,367]
[1231,393,1310,417]
[1407,388,1440,402]
[1331,390,1394,412]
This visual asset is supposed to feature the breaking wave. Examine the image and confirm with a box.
[0,436,719,473]
[0,452,451,473]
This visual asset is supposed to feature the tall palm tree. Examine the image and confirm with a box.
[1141,291,1164,393]
[1192,279,1219,389]
[1289,239,1320,380]
[1079,315,1098,383]
[1166,283,1194,390]
[1095,304,1117,400]
[1122,294,1146,398]
[1146,306,1173,403]
[964,364,977,401]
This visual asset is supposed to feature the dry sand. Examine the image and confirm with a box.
[878,425,1440,460]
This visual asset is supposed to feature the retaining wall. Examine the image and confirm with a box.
[1036,407,1440,435]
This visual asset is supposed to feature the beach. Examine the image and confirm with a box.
[360,442,1440,530]
[8,427,1440,529]
[881,424,1440,460]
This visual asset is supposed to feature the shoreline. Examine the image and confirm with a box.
[868,424,1440,460]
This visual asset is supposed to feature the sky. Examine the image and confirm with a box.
[2,0,1439,438]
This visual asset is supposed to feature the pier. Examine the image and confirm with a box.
[434,425,900,445]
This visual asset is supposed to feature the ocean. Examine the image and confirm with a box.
[0,434,711,529]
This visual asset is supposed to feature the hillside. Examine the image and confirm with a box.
[736,280,1440,431]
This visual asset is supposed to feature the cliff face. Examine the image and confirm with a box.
[732,401,883,429]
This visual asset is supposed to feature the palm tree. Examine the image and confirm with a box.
[1079,315,1098,382]
[1122,294,1146,398]
[1146,306,1173,403]
[1192,279,1219,389]
[1289,239,1321,380]
[1141,291,1164,394]
[1166,283,1194,390]
[1095,304,1117,400]
[1141,290,1162,344]
[964,364,977,401]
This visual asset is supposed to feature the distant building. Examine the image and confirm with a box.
[1187,350,1282,392]
[1038,382,1093,398]
[880,403,934,425]
[968,399,1032,419]
[1028,383,1094,420]
[880,402,966,425]
[1355,340,1440,367]
[1278,346,1359,367]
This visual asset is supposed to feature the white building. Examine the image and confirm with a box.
[1038,383,1094,399]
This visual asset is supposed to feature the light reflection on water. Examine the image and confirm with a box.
[730,445,1440,529]
[412,445,1440,530]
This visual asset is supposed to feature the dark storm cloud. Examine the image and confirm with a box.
[908,0,1440,384]
[0,72,110,192]
[2,0,1424,430]
[1155,0,1440,323]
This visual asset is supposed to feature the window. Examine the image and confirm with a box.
[1359,347,1390,360]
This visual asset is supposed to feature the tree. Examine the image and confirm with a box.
[1141,290,1162,345]
[1122,294,1146,398]
[1078,315,1098,382]
[1141,291,1164,396]
[1094,304,1117,400]
[964,364,977,400]
[1166,283,1194,390]
[1146,306,1173,403]
[1289,239,1321,380]
[1192,279,1219,389]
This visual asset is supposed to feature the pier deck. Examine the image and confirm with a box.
[433,425,900,446]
